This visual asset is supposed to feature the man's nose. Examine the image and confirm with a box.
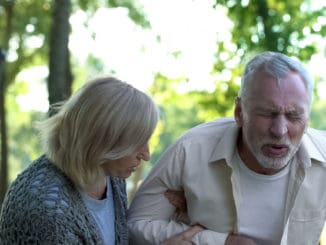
[270,115,288,138]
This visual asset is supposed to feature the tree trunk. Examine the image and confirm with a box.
[0,49,8,205]
[48,0,72,116]
[0,0,14,205]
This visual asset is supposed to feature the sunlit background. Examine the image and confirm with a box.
[15,0,326,112]
[2,0,326,242]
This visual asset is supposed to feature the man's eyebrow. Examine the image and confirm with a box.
[254,106,305,114]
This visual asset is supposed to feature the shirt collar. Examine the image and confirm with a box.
[209,121,240,164]
[299,131,326,167]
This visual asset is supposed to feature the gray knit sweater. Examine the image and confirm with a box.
[0,155,129,244]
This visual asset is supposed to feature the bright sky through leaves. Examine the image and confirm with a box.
[16,0,326,111]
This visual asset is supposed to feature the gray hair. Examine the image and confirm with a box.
[238,51,314,107]
[37,77,159,191]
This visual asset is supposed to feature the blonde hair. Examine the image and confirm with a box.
[38,77,159,191]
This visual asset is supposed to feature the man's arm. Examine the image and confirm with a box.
[162,225,205,245]
[164,190,257,245]
[128,184,193,244]
[128,142,227,244]
[128,142,200,244]
[127,141,256,244]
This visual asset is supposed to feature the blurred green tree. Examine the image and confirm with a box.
[150,0,325,141]
[128,0,326,196]
[192,0,326,128]
[0,0,325,205]
[0,0,150,204]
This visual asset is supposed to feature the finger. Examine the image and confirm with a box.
[164,192,178,205]
[164,191,174,199]
[167,196,184,207]
[164,190,187,211]
[180,225,204,240]
[165,190,184,196]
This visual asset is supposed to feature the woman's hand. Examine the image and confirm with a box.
[225,233,257,245]
[162,225,204,245]
[164,190,187,213]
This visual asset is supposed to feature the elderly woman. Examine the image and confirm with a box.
[0,77,159,244]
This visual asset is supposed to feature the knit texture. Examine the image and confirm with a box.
[0,155,129,245]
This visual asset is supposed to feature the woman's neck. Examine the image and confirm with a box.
[86,177,107,200]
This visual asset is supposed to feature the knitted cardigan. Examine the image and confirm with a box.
[0,155,129,244]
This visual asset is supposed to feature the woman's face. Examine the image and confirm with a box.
[101,143,150,178]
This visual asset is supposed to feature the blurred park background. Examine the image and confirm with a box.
[0,0,326,241]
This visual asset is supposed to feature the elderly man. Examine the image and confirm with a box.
[128,52,326,244]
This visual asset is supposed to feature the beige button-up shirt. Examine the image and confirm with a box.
[128,118,326,245]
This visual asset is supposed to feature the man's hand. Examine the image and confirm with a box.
[162,225,204,245]
[164,190,187,212]
[225,233,257,245]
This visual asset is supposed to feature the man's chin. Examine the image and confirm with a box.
[258,156,290,170]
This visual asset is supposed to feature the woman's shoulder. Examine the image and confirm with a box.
[2,155,80,216]
[9,156,71,193]
[0,156,102,244]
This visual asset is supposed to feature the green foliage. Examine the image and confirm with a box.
[6,81,45,181]
[74,0,150,28]
[0,0,52,84]
[2,0,326,186]
[148,74,203,166]
[191,80,238,121]
[214,0,325,59]
[109,0,150,28]
[0,0,152,185]
[310,97,326,130]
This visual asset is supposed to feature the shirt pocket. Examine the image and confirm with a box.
[288,208,326,245]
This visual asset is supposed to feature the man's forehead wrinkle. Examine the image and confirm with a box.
[251,100,306,114]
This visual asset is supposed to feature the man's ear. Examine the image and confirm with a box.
[234,97,243,127]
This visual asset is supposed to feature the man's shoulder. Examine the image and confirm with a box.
[183,117,236,137]
[306,128,326,142]
[305,128,326,161]
[170,117,237,155]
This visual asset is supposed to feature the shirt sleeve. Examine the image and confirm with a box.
[128,141,191,244]
[128,219,191,245]
[127,141,230,244]
[192,230,229,244]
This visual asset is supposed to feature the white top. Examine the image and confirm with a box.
[81,177,115,245]
[236,150,290,245]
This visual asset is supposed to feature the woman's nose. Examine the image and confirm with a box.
[139,144,150,161]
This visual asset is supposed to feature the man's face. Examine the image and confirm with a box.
[235,71,309,172]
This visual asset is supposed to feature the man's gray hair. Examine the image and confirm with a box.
[238,51,314,107]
